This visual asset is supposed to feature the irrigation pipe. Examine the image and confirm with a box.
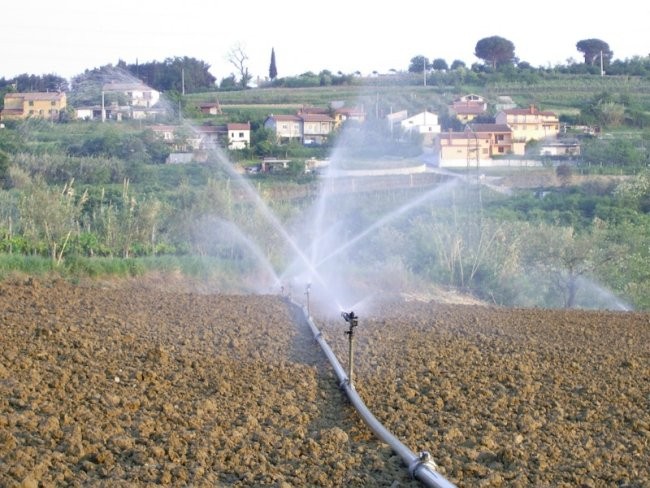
[294,301,456,488]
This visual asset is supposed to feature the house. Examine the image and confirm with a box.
[1,92,66,121]
[385,110,408,134]
[469,123,523,156]
[437,130,492,166]
[435,123,522,166]
[150,124,194,152]
[495,105,560,142]
[333,106,366,128]
[75,106,98,120]
[150,123,250,152]
[494,96,517,112]
[450,94,487,123]
[100,82,163,121]
[400,111,441,144]
[226,122,251,150]
[199,102,222,115]
[264,114,303,144]
[540,138,581,158]
[300,113,335,145]
[101,82,160,108]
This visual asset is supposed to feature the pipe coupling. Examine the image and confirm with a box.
[409,451,439,478]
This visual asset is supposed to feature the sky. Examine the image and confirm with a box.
[1,0,648,83]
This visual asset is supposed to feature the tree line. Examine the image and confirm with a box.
[1,36,648,98]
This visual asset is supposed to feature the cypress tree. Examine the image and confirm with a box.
[269,48,278,80]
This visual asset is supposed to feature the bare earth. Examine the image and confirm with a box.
[1,279,649,487]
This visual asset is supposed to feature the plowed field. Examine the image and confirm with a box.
[1,279,648,487]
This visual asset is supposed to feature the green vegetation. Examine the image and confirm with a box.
[1,74,649,310]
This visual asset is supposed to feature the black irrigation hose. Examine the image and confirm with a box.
[294,300,456,488]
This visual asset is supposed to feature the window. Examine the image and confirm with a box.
[239,132,244,138]
[29,101,34,106]
[51,101,56,106]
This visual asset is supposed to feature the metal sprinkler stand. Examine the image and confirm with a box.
[341,311,358,387]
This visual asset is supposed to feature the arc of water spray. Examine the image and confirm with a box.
[314,179,459,269]
[191,127,334,294]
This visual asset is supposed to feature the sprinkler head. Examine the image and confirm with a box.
[341,311,358,326]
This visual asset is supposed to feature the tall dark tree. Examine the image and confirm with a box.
[431,58,448,71]
[450,59,466,70]
[269,47,278,80]
[408,55,430,73]
[576,38,613,66]
[474,36,516,69]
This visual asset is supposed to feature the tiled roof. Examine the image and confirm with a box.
[299,114,334,122]
[335,107,365,116]
[503,107,556,116]
[102,82,154,92]
[469,124,511,133]
[267,114,301,122]
[227,122,250,130]
[452,104,486,115]
[6,92,65,101]
[298,107,329,115]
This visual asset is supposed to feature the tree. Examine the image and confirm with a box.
[450,59,466,70]
[269,47,278,80]
[431,58,448,71]
[408,55,430,73]
[226,43,252,89]
[474,36,516,69]
[0,150,8,189]
[576,39,613,66]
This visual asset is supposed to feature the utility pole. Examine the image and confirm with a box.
[600,51,605,77]
[423,58,427,87]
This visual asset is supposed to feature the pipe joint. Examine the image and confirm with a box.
[409,451,439,478]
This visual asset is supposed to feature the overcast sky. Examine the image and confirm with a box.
[2,0,648,82]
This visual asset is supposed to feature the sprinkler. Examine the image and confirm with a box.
[341,311,358,388]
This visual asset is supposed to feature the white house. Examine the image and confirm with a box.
[102,82,160,108]
[226,122,251,150]
[400,111,441,144]
[386,110,408,133]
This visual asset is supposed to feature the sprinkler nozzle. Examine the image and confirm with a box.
[341,311,358,327]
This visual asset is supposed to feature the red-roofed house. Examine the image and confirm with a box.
[227,122,251,149]
[450,94,488,123]
[299,113,335,145]
[435,123,522,166]
[333,106,366,128]
[496,105,560,142]
[199,102,222,115]
[264,114,303,143]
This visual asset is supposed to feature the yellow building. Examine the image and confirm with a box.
[436,123,525,167]
[495,105,559,142]
[1,92,67,121]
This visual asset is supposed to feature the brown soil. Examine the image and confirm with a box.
[1,278,648,487]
